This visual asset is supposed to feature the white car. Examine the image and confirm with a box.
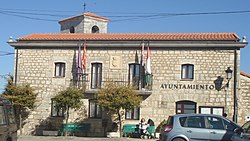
[160,114,239,141]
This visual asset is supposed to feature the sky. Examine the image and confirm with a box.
[0,0,249,92]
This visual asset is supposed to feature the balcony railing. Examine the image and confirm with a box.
[71,72,153,95]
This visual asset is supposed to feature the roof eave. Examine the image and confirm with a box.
[58,12,109,23]
[240,71,250,78]
[8,40,248,49]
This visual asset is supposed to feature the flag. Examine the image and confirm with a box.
[77,42,82,81]
[146,45,151,85]
[141,42,145,66]
[146,46,151,74]
[82,41,87,73]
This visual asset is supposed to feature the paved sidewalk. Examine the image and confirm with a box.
[17,136,158,141]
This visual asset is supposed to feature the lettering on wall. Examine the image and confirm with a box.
[160,83,215,90]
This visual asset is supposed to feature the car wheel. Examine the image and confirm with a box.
[172,138,185,141]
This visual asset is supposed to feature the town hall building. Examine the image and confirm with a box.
[8,12,250,136]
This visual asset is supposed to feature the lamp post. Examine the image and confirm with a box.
[225,67,232,118]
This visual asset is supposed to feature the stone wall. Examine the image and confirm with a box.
[16,47,243,135]
[140,49,239,125]
[59,16,108,33]
[238,74,250,125]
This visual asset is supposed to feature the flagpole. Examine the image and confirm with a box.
[77,41,83,88]
[140,41,145,89]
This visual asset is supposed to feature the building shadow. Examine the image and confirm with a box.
[32,116,64,136]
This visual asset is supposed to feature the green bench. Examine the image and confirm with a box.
[123,124,139,137]
[60,123,91,136]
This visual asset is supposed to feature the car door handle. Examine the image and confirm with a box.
[210,131,216,134]
[187,130,192,133]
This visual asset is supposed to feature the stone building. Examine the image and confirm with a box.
[239,72,250,122]
[8,12,249,136]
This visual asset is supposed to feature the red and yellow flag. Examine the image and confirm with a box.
[82,42,87,72]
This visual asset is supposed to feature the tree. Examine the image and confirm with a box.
[52,87,83,136]
[2,75,37,135]
[97,83,141,137]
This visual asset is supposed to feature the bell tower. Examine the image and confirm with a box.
[59,12,109,34]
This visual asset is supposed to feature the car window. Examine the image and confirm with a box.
[6,105,15,124]
[222,119,237,131]
[179,117,187,127]
[0,106,7,125]
[242,122,250,132]
[185,116,205,128]
[207,116,224,130]
[164,116,174,126]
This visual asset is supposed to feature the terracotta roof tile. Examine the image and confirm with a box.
[241,71,250,78]
[59,12,109,23]
[17,32,240,41]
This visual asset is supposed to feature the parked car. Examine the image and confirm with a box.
[231,121,250,141]
[159,114,239,141]
[0,98,17,141]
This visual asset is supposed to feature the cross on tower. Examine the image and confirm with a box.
[83,3,87,12]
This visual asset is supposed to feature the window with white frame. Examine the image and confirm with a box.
[51,100,64,117]
[181,64,194,80]
[199,106,224,116]
[125,107,140,120]
[54,62,65,77]
[89,100,102,118]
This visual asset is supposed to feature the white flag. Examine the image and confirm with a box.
[146,46,151,74]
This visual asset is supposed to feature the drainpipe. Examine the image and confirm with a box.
[233,48,238,123]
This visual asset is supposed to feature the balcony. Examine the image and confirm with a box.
[71,72,153,95]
